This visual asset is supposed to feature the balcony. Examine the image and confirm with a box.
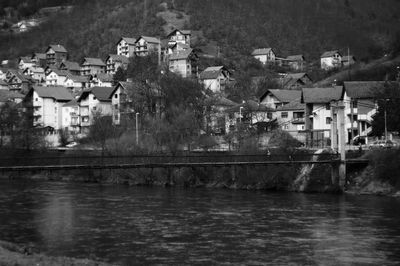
[291,118,305,124]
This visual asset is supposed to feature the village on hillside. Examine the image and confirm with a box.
[0,28,399,150]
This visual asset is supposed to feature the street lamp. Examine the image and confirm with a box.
[135,112,139,145]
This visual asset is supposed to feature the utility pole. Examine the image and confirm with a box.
[337,101,346,188]
[136,112,140,145]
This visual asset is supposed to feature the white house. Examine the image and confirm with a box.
[18,57,35,70]
[199,66,232,93]
[64,74,89,94]
[22,66,45,83]
[260,89,302,110]
[90,73,114,87]
[77,86,114,132]
[45,69,70,86]
[168,48,198,78]
[105,54,129,74]
[251,48,276,64]
[275,100,305,132]
[320,50,342,70]
[81,58,106,76]
[61,99,80,133]
[26,85,74,131]
[134,36,160,57]
[117,37,136,57]
[167,29,191,46]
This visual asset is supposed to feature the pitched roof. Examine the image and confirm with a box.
[167,29,191,37]
[63,99,79,107]
[95,73,114,82]
[286,55,305,61]
[261,89,302,103]
[280,73,311,88]
[19,56,33,63]
[67,74,89,83]
[0,90,24,102]
[107,54,129,64]
[32,53,46,60]
[47,44,67,53]
[119,37,136,45]
[82,58,106,66]
[79,86,114,102]
[302,86,344,103]
[137,36,160,44]
[169,48,194,60]
[252,48,273,56]
[32,86,74,101]
[321,50,341,58]
[344,81,400,99]
[276,99,305,111]
[200,66,228,80]
[60,61,81,71]
[49,69,70,76]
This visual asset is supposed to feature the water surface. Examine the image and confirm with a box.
[0,180,399,265]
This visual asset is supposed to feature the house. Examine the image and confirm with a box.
[134,36,161,57]
[167,29,191,46]
[26,85,74,131]
[204,95,237,135]
[167,42,190,56]
[22,66,45,83]
[279,73,312,90]
[342,55,356,67]
[251,48,276,64]
[320,50,342,70]
[59,61,81,76]
[45,44,68,66]
[45,69,70,86]
[275,99,305,132]
[109,81,163,125]
[31,53,47,68]
[77,86,114,132]
[302,86,344,146]
[105,54,129,74]
[64,74,89,94]
[199,66,232,93]
[18,57,35,70]
[61,99,80,133]
[0,90,24,105]
[226,100,274,133]
[117,37,136,57]
[7,70,35,93]
[168,48,198,78]
[260,89,302,109]
[90,73,114,87]
[285,55,306,71]
[81,58,106,76]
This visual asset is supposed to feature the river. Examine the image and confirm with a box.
[0,180,399,265]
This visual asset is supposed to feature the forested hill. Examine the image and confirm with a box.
[1,0,400,68]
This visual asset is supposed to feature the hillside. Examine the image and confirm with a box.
[0,0,400,73]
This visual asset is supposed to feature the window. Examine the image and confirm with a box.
[114,94,118,99]
[352,100,357,108]
[326,103,330,110]
[281,112,288,118]
[326,117,331,124]
[267,112,272,119]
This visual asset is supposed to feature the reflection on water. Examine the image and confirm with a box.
[0,180,400,265]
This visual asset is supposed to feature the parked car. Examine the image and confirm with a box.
[368,140,398,149]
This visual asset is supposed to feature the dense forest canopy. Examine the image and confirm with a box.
[0,0,399,68]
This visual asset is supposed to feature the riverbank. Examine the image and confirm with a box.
[0,240,111,266]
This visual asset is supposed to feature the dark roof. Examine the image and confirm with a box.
[200,66,228,80]
[32,53,46,60]
[0,90,24,102]
[32,86,74,101]
[169,48,194,60]
[167,29,191,37]
[95,73,114,82]
[107,54,129,64]
[49,69,70,76]
[60,61,81,71]
[110,81,161,98]
[47,44,67,54]
[19,56,33,63]
[252,48,273,56]
[344,81,400,99]
[276,99,305,111]
[63,99,79,107]
[321,50,341,58]
[302,86,344,103]
[0,79,8,86]
[67,74,89,83]
[82,58,106,66]
[8,71,35,83]
[260,89,302,103]
[286,55,305,61]
[280,73,311,88]
[79,86,114,102]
